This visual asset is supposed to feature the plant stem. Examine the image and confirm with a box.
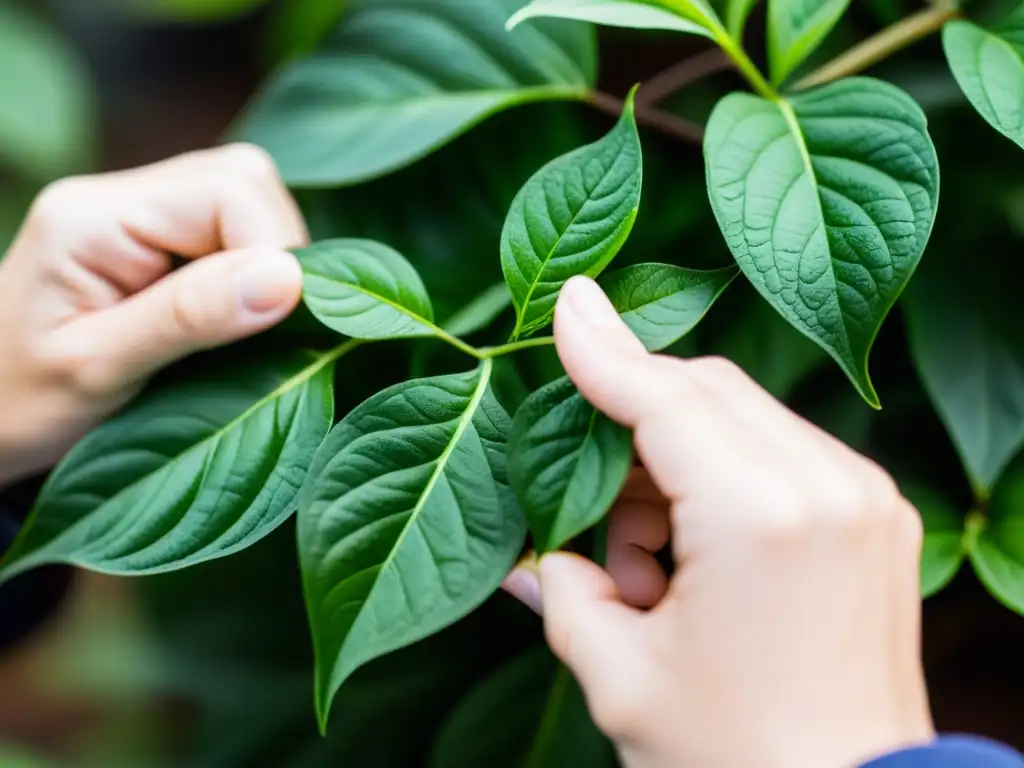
[437,328,488,359]
[793,5,961,90]
[479,336,556,358]
[589,91,705,143]
[636,48,733,107]
[715,32,778,100]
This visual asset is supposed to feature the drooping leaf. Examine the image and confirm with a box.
[507,0,717,38]
[943,12,1024,151]
[502,90,643,339]
[967,471,1024,615]
[298,363,527,728]
[234,0,596,186]
[296,238,452,342]
[0,348,338,582]
[507,377,633,553]
[727,0,761,38]
[0,3,95,179]
[443,283,514,337]
[600,262,737,351]
[903,484,965,598]
[905,245,1024,496]
[767,0,852,84]
[431,648,615,768]
[704,77,939,407]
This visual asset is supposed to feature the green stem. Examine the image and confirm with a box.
[436,329,488,360]
[793,5,962,90]
[478,336,556,358]
[715,32,778,100]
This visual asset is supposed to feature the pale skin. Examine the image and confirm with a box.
[0,147,934,767]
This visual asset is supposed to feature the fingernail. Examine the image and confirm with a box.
[560,276,624,330]
[503,563,542,615]
[235,252,302,315]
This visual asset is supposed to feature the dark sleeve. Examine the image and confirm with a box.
[862,736,1024,767]
[0,478,72,653]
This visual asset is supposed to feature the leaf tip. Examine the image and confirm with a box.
[623,83,640,115]
[505,8,527,30]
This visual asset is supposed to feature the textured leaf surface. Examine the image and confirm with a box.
[0,349,336,582]
[234,0,595,186]
[431,648,614,768]
[768,0,851,84]
[502,92,642,339]
[944,13,1024,150]
[968,471,1024,615]
[508,377,632,553]
[905,247,1024,494]
[704,77,939,406]
[298,238,452,342]
[508,0,716,37]
[299,363,526,727]
[904,484,965,598]
[600,263,736,351]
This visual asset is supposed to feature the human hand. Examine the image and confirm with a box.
[0,144,307,486]
[503,276,934,768]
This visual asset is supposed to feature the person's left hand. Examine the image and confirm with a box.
[0,144,308,486]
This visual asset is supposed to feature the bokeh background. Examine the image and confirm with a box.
[0,0,1022,765]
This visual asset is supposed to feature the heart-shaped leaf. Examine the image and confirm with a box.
[967,471,1024,616]
[600,262,737,351]
[299,362,527,729]
[768,0,851,84]
[704,77,939,407]
[508,376,633,553]
[903,484,965,598]
[0,348,338,583]
[234,0,596,186]
[502,90,642,340]
[943,12,1024,151]
[431,648,614,768]
[507,0,717,38]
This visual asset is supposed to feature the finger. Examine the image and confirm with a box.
[65,248,303,388]
[606,502,670,608]
[502,555,542,614]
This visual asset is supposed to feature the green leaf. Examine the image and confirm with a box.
[502,90,643,339]
[0,4,95,179]
[904,246,1024,495]
[431,649,615,768]
[120,0,272,21]
[234,0,596,186]
[903,484,965,598]
[943,13,1024,151]
[507,0,717,38]
[704,77,939,407]
[443,283,514,337]
[507,377,633,553]
[0,348,338,582]
[298,362,527,729]
[768,0,851,84]
[968,471,1024,615]
[600,262,737,351]
[727,0,761,38]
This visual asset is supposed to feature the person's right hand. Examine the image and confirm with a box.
[503,276,935,768]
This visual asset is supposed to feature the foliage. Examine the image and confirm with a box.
[7,0,1024,762]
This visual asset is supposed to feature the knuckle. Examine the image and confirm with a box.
[220,142,280,182]
[687,355,747,384]
[169,278,210,340]
[587,683,647,739]
[29,177,90,229]
[33,338,119,398]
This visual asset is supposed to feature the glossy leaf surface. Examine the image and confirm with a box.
[508,0,716,38]
[299,363,526,727]
[507,377,633,553]
[502,91,642,339]
[704,77,939,406]
[235,0,596,186]
[768,0,851,84]
[968,471,1024,615]
[0,349,336,582]
[600,262,737,351]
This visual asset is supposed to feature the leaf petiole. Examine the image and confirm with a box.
[477,337,556,358]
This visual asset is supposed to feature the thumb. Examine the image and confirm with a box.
[76,248,302,385]
[554,276,678,428]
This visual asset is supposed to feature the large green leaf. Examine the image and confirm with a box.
[600,262,737,351]
[767,0,851,84]
[431,648,615,768]
[943,12,1024,151]
[903,484,965,598]
[704,77,939,407]
[234,0,596,186]
[905,247,1024,496]
[502,91,643,339]
[507,0,717,37]
[298,363,527,728]
[968,471,1024,615]
[0,4,94,179]
[508,376,633,553]
[0,348,338,582]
